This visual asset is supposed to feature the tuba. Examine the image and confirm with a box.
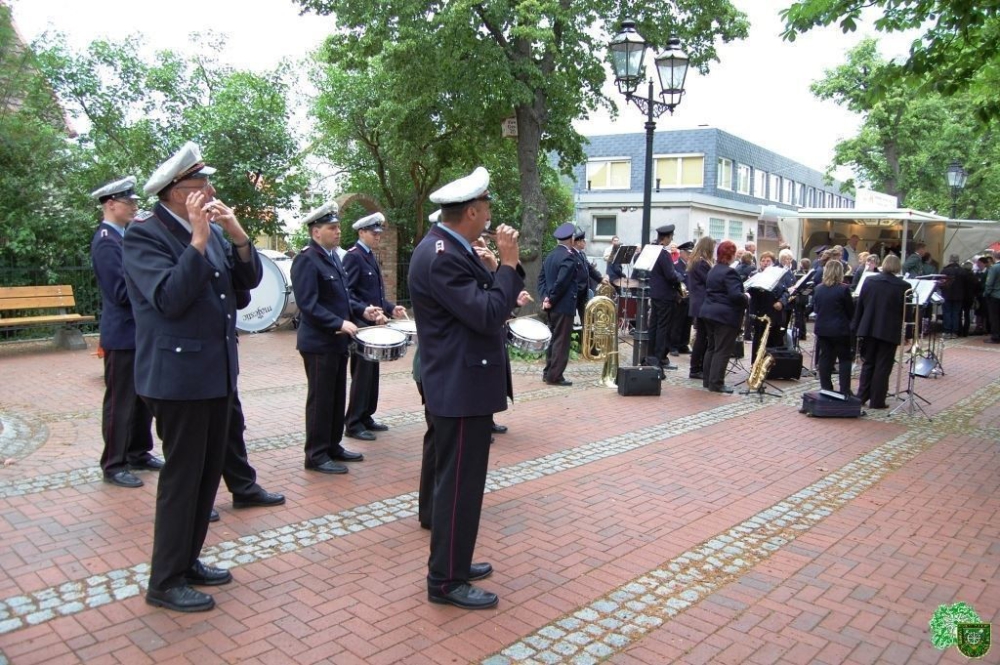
[746,314,775,392]
[582,295,618,388]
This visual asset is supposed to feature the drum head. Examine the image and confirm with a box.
[356,326,407,347]
[386,320,417,335]
[508,317,551,341]
[237,253,293,333]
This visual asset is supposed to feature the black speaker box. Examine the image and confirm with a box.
[765,348,803,380]
[617,367,662,396]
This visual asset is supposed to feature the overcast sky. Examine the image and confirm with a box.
[10,0,908,179]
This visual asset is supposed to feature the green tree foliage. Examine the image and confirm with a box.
[1,4,92,274]
[811,38,1000,220]
[781,0,1000,121]
[32,34,309,241]
[293,0,749,289]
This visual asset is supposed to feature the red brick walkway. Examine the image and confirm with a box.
[0,330,996,664]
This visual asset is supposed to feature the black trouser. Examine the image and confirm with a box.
[543,312,573,383]
[100,349,154,475]
[702,320,739,391]
[989,297,1000,341]
[146,394,231,591]
[670,308,691,352]
[415,381,435,528]
[857,338,897,408]
[427,414,492,594]
[220,391,259,497]
[690,317,707,374]
[346,351,380,433]
[817,335,852,395]
[960,302,972,336]
[648,298,675,360]
[300,351,349,466]
[793,297,809,340]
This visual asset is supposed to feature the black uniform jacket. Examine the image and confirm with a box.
[539,245,579,316]
[852,272,910,344]
[123,203,262,400]
[343,241,395,314]
[408,224,523,418]
[91,222,136,350]
[699,264,748,329]
[649,247,681,301]
[292,240,368,355]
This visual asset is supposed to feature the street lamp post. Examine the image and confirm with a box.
[608,20,689,364]
[946,160,967,219]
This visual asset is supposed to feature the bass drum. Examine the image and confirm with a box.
[237,249,298,333]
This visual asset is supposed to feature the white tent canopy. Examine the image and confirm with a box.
[760,206,999,264]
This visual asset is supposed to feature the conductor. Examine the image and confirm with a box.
[408,167,523,610]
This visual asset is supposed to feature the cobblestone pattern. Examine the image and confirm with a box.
[0,413,47,461]
[481,379,1000,664]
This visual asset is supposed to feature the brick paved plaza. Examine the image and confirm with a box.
[0,329,996,664]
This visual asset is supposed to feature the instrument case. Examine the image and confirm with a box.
[617,367,662,397]
[764,348,802,380]
[800,391,863,418]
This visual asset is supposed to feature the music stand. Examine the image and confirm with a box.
[906,277,945,376]
[889,349,932,420]
[610,244,637,268]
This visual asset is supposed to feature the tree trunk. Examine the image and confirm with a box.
[514,91,548,308]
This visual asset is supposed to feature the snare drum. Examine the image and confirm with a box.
[353,326,409,362]
[386,319,417,345]
[237,250,297,333]
[506,317,551,354]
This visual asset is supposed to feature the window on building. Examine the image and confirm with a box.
[717,157,733,190]
[586,159,631,189]
[782,179,793,204]
[753,169,767,199]
[728,220,744,241]
[769,174,781,202]
[654,154,705,187]
[709,217,726,240]
[797,183,806,207]
[737,165,751,195]
[593,215,617,238]
[827,192,835,207]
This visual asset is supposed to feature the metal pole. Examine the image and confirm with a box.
[631,78,657,365]
[951,190,958,220]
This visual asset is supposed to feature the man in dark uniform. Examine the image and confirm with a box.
[90,177,162,488]
[539,222,579,386]
[670,240,694,355]
[343,212,407,441]
[292,203,383,476]
[852,254,910,408]
[572,226,607,325]
[124,141,262,612]
[647,224,681,364]
[409,167,523,610]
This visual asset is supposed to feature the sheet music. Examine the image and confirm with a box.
[633,244,664,272]
[904,278,938,306]
[610,245,637,266]
[853,271,875,297]
[790,271,813,295]
[744,266,787,292]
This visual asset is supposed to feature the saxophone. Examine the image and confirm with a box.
[746,315,775,391]
[582,295,618,388]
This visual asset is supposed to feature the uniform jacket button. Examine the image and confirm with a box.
[481,359,487,365]
[214,271,220,278]
[175,347,182,353]
[220,293,226,299]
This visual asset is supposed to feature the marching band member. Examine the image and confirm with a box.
[409,167,523,610]
[699,240,747,394]
[648,224,681,365]
[685,236,716,380]
[853,254,910,408]
[812,260,854,396]
[747,251,792,360]
[540,222,579,386]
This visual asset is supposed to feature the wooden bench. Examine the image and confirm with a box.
[0,285,96,349]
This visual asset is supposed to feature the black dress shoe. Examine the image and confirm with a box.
[305,460,349,474]
[468,562,493,581]
[669,350,680,357]
[491,423,508,434]
[689,371,704,379]
[146,585,214,612]
[332,449,364,462]
[419,521,431,530]
[209,508,220,522]
[129,456,164,471]
[185,560,233,586]
[103,470,143,488]
[345,429,376,441]
[364,421,389,432]
[428,583,498,609]
[548,379,573,386]
[232,489,285,509]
